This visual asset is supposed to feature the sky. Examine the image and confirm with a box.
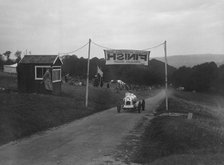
[0,0,223,59]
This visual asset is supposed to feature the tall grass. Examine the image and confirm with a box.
[0,72,17,90]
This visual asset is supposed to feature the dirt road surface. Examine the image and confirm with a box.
[0,90,165,165]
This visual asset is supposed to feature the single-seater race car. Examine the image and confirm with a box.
[117,92,145,113]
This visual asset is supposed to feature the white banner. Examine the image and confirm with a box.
[104,49,150,65]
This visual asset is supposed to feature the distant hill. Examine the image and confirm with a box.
[155,54,224,68]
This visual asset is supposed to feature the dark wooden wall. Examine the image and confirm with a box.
[17,63,62,95]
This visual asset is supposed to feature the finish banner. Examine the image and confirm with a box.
[104,49,150,66]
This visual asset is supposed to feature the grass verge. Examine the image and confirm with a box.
[119,91,224,165]
[0,72,155,146]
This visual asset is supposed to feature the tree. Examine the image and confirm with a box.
[0,54,4,70]
[212,64,224,94]
[190,62,218,91]
[3,51,11,60]
[172,62,218,92]
[172,66,192,89]
[15,50,22,63]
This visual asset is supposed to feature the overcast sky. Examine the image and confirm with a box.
[0,0,223,58]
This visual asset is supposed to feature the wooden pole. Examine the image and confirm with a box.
[85,39,91,107]
[164,40,168,111]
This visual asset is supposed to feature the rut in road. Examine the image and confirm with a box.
[0,90,166,165]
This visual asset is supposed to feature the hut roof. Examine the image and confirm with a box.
[19,55,62,64]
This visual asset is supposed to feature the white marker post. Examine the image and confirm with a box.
[164,40,168,111]
[85,39,91,107]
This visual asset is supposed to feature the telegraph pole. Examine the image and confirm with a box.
[85,39,91,107]
[164,40,168,111]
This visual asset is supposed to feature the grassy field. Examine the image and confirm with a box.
[0,72,17,90]
[117,90,224,165]
[0,72,155,146]
[174,91,224,109]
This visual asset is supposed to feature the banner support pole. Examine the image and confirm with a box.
[85,38,91,107]
[164,40,168,111]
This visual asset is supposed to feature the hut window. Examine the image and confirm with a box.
[35,66,50,80]
[52,69,61,82]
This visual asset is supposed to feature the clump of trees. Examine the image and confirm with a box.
[172,62,224,94]
[0,51,22,70]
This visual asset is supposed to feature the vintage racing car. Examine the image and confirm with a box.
[117,92,145,113]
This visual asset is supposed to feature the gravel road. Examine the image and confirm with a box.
[0,90,165,165]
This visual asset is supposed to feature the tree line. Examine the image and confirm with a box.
[62,55,224,94]
[61,55,176,86]
[172,62,224,94]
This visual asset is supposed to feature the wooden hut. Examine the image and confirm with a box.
[17,55,63,95]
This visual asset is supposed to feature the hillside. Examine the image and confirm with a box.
[156,54,224,68]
